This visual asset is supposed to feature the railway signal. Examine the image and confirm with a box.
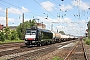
[85,29,88,37]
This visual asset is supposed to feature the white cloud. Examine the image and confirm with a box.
[63,18,72,23]
[37,16,53,23]
[0,7,3,11]
[21,7,29,13]
[72,0,90,10]
[8,7,29,15]
[24,18,30,22]
[0,7,29,15]
[0,7,4,12]
[60,5,73,11]
[8,7,21,14]
[0,17,5,25]
[0,16,15,26]
[37,16,73,25]
[36,16,87,36]
[40,1,55,11]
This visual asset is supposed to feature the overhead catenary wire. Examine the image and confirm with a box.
[0,0,58,27]
[45,0,58,14]
[0,0,88,36]
[52,0,68,18]
[0,0,20,9]
[34,0,56,18]
[0,2,7,17]
[42,0,62,18]
[0,0,44,17]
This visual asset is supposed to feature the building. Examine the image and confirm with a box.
[37,23,46,29]
[0,24,3,30]
[3,26,17,30]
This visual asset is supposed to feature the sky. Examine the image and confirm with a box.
[0,0,90,36]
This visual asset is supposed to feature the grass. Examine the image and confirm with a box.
[52,56,63,60]
[84,37,90,45]
[85,38,90,45]
[0,39,24,44]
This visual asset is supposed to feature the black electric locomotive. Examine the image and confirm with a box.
[25,27,53,46]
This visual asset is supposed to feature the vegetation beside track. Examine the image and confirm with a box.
[84,38,90,45]
[52,56,63,60]
[0,39,24,44]
[86,38,90,45]
[0,19,36,44]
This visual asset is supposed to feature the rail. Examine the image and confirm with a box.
[64,39,88,60]
[82,40,88,60]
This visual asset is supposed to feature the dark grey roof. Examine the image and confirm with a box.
[3,26,17,30]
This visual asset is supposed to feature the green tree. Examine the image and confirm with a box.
[87,21,90,38]
[16,19,36,39]
[0,31,5,41]
[0,27,19,41]
[11,30,19,40]
[4,27,11,40]
[16,23,23,40]
[59,31,65,35]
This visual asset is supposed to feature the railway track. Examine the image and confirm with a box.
[0,42,25,52]
[0,42,25,49]
[0,40,76,60]
[64,39,88,60]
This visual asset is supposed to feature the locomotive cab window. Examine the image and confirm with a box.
[26,30,36,35]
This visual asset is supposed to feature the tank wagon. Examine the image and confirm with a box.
[52,33,78,42]
[60,34,67,41]
[52,31,61,43]
[25,27,53,47]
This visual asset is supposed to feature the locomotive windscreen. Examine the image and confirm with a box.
[26,29,36,35]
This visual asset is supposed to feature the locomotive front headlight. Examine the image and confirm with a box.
[34,38,35,40]
[25,39,27,40]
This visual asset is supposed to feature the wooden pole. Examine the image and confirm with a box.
[22,13,24,40]
[6,8,8,27]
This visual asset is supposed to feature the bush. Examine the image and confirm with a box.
[11,30,19,40]
[83,37,86,41]
[86,39,90,45]
[0,27,20,42]
[4,27,11,40]
[52,56,62,60]
[0,31,5,42]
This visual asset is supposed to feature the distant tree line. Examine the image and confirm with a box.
[0,19,36,41]
[59,31,65,35]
